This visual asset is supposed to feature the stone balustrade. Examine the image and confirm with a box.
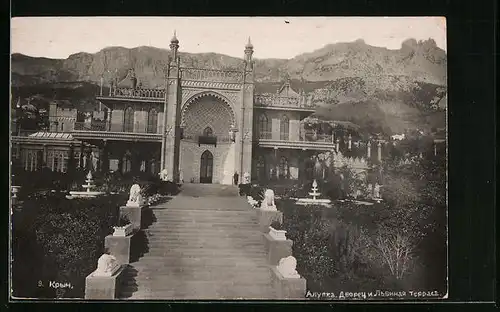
[180,67,244,83]
[112,87,166,99]
[254,95,314,109]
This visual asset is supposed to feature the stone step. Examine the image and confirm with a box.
[151,216,258,222]
[145,233,263,240]
[126,273,272,284]
[151,222,259,227]
[133,258,269,267]
[122,288,277,300]
[145,240,263,246]
[124,284,276,294]
[159,211,253,215]
[142,251,267,258]
[146,245,264,251]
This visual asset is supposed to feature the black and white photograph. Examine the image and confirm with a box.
[10,16,448,300]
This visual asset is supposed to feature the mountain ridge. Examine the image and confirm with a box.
[11,38,447,135]
[11,38,446,87]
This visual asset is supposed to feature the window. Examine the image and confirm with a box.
[279,156,289,179]
[122,151,132,173]
[280,115,289,140]
[203,127,213,137]
[53,153,59,172]
[74,152,81,168]
[147,108,158,133]
[61,153,68,173]
[25,150,38,171]
[258,114,271,139]
[256,155,266,181]
[150,159,157,175]
[124,106,134,132]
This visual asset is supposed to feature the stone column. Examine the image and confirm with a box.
[367,141,371,160]
[79,144,84,169]
[348,134,352,150]
[377,141,382,163]
[68,143,75,175]
[274,147,279,181]
[101,140,109,173]
[299,149,305,182]
[43,144,48,167]
[335,138,340,153]
[434,142,437,156]
[108,108,113,131]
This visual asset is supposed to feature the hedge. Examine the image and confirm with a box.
[11,193,127,298]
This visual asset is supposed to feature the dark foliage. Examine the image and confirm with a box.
[269,221,283,230]
[11,193,127,298]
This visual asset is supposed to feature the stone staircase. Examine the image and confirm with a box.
[119,184,276,299]
[178,183,240,197]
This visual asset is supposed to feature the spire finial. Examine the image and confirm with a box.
[245,36,253,49]
[171,30,179,44]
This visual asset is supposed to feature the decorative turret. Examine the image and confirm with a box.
[117,68,138,89]
[244,37,254,68]
[170,30,179,62]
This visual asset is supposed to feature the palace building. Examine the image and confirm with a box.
[12,34,390,185]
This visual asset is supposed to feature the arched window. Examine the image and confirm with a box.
[279,156,289,179]
[150,159,157,175]
[122,151,132,173]
[258,114,271,139]
[203,127,213,137]
[147,108,158,133]
[280,115,289,140]
[124,106,134,132]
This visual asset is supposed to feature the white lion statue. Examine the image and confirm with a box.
[126,183,144,207]
[260,189,277,211]
[159,169,169,182]
[95,254,119,277]
[243,172,251,184]
[277,256,300,278]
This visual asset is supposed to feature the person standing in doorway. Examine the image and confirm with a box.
[233,172,239,185]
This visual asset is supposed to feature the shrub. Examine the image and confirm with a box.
[372,227,416,280]
[12,193,126,298]
[269,220,283,230]
[118,215,131,227]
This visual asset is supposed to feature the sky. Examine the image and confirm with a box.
[11,17,446,60]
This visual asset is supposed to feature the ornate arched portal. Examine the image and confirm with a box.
[180,92,238,184]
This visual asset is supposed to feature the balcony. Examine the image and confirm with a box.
[254,95,316,111]
[256,131,335,150]
[181,133,234,145]
[97,87,166,102]
[71,121,162,142]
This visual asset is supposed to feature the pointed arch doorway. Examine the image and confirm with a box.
[200,150,213,184]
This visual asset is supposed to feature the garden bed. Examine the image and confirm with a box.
[11,192,128,298]
[277,197,446,296]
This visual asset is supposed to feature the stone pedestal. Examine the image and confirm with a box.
[270,266,307,299]
[263,233,293,265]
[105,233,136,265]
[119,205,148,230]
[256,209,283,233]
[85,265,125,299]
